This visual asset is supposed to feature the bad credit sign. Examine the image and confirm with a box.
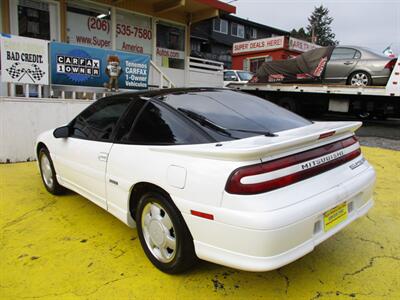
[232,36,284,55]
[0,34,49,85]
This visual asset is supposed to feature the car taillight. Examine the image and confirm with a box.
[385,59,396,71]
[225,136,361,195]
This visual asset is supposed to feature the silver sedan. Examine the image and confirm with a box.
[324,46,395,86]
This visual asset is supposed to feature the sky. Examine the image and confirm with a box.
[225,0,400,55]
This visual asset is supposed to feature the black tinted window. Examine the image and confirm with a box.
[161,90,311,141]
[126,102,210,145]
[224,71,237,81]
[71,97,131,141]
[114,98,147,142]
[331,48,357,60]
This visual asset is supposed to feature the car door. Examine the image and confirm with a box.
[53,97,132,209]
[325,47,361,83]
[106,99,210,224]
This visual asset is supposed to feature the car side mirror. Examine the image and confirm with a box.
[53,126,71,138]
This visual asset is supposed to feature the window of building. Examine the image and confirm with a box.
[66,1,112,49]
[247,56,272,73]
[10,0,60,41]
[191,40,201,52]
[156,22,185,69]
[116,10,152,55]
[231,23,244,38]
[213,18,228,34]
[251,28,257,39]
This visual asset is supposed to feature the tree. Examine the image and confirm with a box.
[306,5,338,46]
[290,27,310,42]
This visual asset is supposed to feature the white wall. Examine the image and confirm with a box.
[0,97,92,163]
[160,67,186,87]
[188,69,223,88]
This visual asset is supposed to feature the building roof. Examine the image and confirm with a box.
[194,0,236,14]
[223,14,289,36]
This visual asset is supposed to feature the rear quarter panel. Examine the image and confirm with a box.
[106,143,259,219]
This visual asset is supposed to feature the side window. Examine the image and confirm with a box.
[71,97,131,141]
[224,71,237,81]
[330,48,357,60]
[354,50,361,59]
[123,102,209,145]
[114,98,147,142]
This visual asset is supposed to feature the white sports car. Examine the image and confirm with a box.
[36,88,375,273]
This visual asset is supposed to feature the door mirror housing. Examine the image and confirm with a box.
[53,126,71,138]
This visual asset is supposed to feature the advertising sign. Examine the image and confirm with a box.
[288,37,320,53]
[67,11,153,55]
[67,12,112,49]
[116,11,153,55]
[233,36,285,55]
[156,47,185,59]
[50,42,150,89]
[0,34,49,85]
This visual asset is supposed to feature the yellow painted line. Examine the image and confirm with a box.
[0,147,399,299]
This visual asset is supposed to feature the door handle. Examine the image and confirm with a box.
[98,152,109,162]
[344,61,354,65]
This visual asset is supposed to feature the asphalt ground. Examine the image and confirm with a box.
[314,115,400,151]
[1,146,399,300]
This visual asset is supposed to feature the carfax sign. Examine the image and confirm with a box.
[0,34,49,85]
[49,42,150,90]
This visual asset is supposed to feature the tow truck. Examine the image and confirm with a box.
[228,58,400,119]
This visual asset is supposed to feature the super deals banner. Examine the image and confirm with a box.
[49,42,150,89]
[0,34,49,85]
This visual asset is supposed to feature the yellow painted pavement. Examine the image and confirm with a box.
[0,147,399,299]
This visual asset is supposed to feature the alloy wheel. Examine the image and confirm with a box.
[350,73,369,86]
[141,202,176,263]
[40,154,54,188]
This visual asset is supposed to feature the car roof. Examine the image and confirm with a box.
[104,87,226,101]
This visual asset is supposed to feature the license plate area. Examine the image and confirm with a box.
[323,202,348,232]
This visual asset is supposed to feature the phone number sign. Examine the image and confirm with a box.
[67,11,153,55]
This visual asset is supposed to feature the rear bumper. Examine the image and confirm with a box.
[184,165,375,271]
[371,75,390,86]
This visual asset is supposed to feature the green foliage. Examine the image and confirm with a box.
[290,27,310,42]
[306,5,338,46]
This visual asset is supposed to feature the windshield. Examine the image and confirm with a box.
[237,71,254,81]
[159,89,311,141]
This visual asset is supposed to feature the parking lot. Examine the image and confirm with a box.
[1,145,399,300]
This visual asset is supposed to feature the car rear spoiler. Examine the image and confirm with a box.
[149,121,362,161]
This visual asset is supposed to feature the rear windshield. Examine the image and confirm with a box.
[237,71,254,81]
[159,89,311,141]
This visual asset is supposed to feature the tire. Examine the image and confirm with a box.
[348,71,372,86]
[136,192,197,274]
[277,97,301,114]
[38,147,65,195]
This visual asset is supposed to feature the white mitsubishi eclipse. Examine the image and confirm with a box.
[36,88,375,274]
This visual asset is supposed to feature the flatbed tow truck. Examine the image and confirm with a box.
[228,59,400,119]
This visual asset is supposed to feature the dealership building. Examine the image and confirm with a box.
[0,0,236,96]
[0,0,236,162]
